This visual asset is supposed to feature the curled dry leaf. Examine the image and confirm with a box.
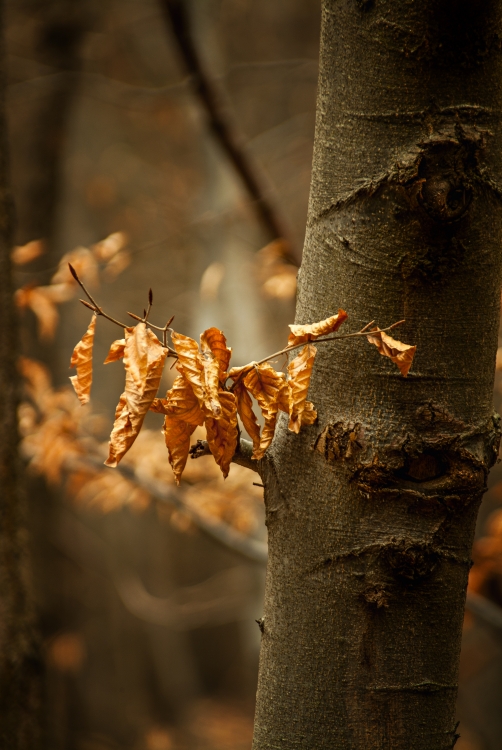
[242,363,286,460]
[151,373,205,426]
[150,373,205,484]
[287,343,317,433]
[105,330,167,467]
[171,332,221,418]
[200,327,232,380]
[288,309,348,347]
[233,381,261,453]
[104,338,126,364]
[205,391,238,478]
[366,328,416,377]
[125,324,149,394]
[69,314,97,405]
[163,416,198,485]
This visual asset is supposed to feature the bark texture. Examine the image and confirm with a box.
[253,2,502,748]
[0,2,40,746]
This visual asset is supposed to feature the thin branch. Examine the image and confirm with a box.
[70,264,178,358]
[227,319,406,388]
[69,453,267,564]
[159,0,299,266]
[189,437,258,473]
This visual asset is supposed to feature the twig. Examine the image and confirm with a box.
[189,438,259,474]
[227,319,406,388]
[69,453,267,563]
[159,0,299,266]
[70,264,178,358]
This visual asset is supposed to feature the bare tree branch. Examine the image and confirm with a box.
[66,454,268,564]
[159,0,300,266]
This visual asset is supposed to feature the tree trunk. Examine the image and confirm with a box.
[253,2,502,748]
[0,2,41,746]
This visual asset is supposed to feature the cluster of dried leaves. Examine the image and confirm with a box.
[19,356,263,532]
[14,233,130,340]
[69,281,417,485]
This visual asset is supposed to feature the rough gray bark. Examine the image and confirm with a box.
[0,2,41,746]
[252,2,502,749]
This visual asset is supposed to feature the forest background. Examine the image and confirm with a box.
[5,0,502,748]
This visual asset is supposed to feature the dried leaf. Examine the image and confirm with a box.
[105,330,167,466]
[171,332,221,418]
[288,309,348,347]
[242,364,286,460]
[150,374,205,426]
[287,343,317,433]
[200,327,232,380]
[11,239,45,265]
[69,314,97,405]
[124,324,149,394]
[242,363,286,415]
[366,328,416,377]
[15,286,59,340]
[233,381,261,452]
[104,338,126,364]
[163,415,197,485]
[103,250,131,280]
[301,401,318,425]
[205,391,238,478]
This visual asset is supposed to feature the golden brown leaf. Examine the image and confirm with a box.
[242,363,286,414]
[200,327,232,380]
[366,328,416,377]
[69,314,97,405]
[242,363,286,460]
[163,415,197,485]
[104,338,126,364]
[233,381,261,452]
[288,309,348,347]
[124,324,149,394]
[105,330,167,466]
[15,286,59,340]
[287,343,317,433]
[150,373,205,426]
[171,332,221,417]
[11,239,45,265]
[262,266,297,300]
[205,391,238,478]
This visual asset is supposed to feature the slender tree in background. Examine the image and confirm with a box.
[252,2,502,749]
[0,2,40,747]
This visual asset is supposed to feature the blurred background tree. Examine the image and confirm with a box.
[3,0,502,748]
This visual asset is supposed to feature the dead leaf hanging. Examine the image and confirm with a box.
[105,329,167,466]
[69,314,97,405]
[233,380,261,453]
[163,415,198,485]
[150,373,205,427]
[366,328,416,377]
[171,331,221,417]
[124,323,149,394]
[287,343,317,433]
[242,363,286,460]
[200,327,232,381]
[205,390,238,478]
[104,338,126,364]
[288,309,348,347]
